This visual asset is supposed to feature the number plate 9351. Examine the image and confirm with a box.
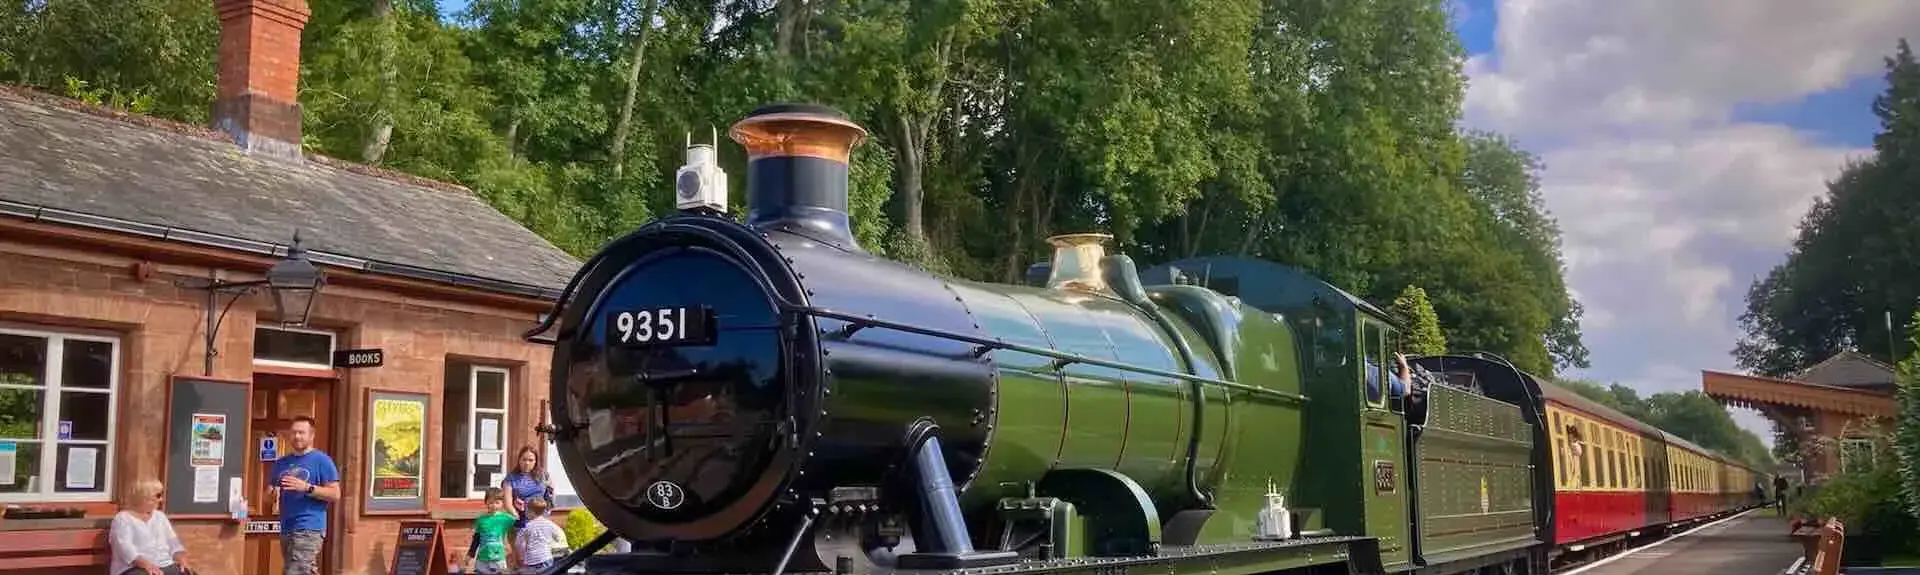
[606,305,715,347]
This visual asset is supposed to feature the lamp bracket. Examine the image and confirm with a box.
[176,270,274,377]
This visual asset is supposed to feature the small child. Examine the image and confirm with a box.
[468,488,517,574]
[515,496,570,571]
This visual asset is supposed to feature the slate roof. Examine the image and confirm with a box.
[1795,350,1895,390]
[0,86,579,298]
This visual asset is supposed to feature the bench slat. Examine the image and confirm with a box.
[0,551,111,569]
[0,528,107,553]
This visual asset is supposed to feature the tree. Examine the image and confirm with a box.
[1459,131,1589,371]
[1897,309,1920,520]
[1737,38,1920,377]
[1393,285,1448,355]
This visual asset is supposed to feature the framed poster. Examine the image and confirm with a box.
[363,389,429,513]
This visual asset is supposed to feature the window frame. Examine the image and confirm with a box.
[1360,321,1387,409]
[251,325,338,371]
[0,326,120,503]
[456,364,512,499]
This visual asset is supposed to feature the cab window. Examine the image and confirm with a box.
[1362,322,1386,407]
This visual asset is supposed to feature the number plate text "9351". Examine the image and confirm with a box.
[606,306,716,347]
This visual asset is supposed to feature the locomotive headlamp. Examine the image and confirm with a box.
[675,128,730,214]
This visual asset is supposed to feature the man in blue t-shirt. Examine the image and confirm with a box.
[271,415,340,575]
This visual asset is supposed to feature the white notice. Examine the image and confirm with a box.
[0,442,16,486]
[66,447,97,489]
[480,419,500,450]
[228,477,247,516]
[489,472,505,488]
[193,466,219,503]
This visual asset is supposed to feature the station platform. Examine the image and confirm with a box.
[1563,508,1803,575]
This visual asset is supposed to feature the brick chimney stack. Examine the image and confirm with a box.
[212,0,310,160]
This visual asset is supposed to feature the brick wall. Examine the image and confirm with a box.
[0,237,558,575]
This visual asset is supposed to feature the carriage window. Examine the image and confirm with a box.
[1361,323,1385,407]
[1551,411,1568,488]
[1603,432,1617,489]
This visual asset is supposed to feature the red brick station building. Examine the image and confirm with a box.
[0,0,587,572]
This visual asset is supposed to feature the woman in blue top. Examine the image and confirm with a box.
[502,445,553,530]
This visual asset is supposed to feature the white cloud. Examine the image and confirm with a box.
[1470,0,1920,138]
[1464,0,1912,444]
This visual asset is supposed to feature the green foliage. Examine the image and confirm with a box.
[1392,285,1447,355]
[560,507,607,551]
[1792,466,1920,555]
[60,76,155,114]
[1737,38,1920,377]
[0,0,218,123]
[1898,309,1920,521]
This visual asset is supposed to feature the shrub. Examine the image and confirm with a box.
[1793,467,1920,564]
[561,508,608,552]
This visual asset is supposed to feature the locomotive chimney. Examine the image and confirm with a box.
[1044,233,1114,294]
[728,103,870,250]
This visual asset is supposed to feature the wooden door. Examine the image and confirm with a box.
[244,375,335,575]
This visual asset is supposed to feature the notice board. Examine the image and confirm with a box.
[163,376,250,516]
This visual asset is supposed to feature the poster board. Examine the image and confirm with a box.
[389,519,449,575]
[163,376,250,517]
[363,389,429,513]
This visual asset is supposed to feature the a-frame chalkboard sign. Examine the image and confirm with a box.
[389,519,450,575]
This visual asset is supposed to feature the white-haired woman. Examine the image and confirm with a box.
[108,478,192,575]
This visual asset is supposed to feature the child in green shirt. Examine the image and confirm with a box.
[468,488,518,574]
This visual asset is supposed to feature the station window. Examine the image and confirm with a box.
[0,327,119,502]
[441,361,513,499]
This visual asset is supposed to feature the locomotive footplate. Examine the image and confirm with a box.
[576,534,1370,575]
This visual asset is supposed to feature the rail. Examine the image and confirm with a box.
[792,304,1309,405]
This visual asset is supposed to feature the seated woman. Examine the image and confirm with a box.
[109,478,192,575]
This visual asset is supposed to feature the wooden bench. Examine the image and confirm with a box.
[0,526,110,573]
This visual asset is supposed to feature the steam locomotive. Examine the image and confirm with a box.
[523,103,1766,575]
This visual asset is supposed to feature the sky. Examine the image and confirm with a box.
[1450,0,1920,444]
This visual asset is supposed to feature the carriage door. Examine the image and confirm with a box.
[1360,320,1411,567]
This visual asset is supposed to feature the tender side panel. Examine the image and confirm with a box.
[1415,383,1538,559]
[949,282,1070,508]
